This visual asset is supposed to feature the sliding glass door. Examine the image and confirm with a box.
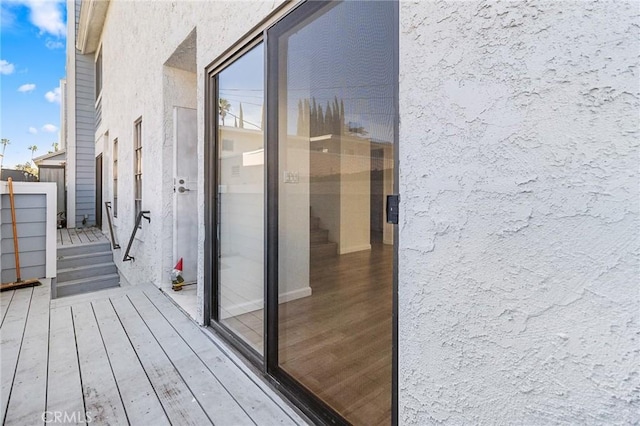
[209,2,397,423]
[269,2,396,424]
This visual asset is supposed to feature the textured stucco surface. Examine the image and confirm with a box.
[94,1,284,324]
[399,1,639,423]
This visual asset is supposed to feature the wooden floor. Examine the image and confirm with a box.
[227,241,393,425]
[0,283,306,426]
[57,227,109,246]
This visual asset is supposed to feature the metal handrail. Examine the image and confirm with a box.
[104,201,121,250]
[123,210,150,262]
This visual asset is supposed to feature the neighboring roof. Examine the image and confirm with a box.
[1,169,38,182]
[34,149,66,166]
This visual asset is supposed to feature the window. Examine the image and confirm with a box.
[113,138,118,217]
[134,118,142,224]
[95,48,102,99]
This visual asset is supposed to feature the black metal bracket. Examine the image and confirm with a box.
[123,210,150,262]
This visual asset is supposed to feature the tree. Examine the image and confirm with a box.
[238,103,244,129]
[219,98,231,126]
[15,161,37,177]
[28,145,38,162]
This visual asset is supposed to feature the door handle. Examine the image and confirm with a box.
[178,186,190,193]
[386,195,399,224]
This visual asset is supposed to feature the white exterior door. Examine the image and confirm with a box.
[173,107,198,284]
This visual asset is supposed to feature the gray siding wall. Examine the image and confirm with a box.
[74,0,96,226]
[1,194,47,282]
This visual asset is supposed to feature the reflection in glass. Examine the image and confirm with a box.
[217,44,264,354]
[276,2,395,424]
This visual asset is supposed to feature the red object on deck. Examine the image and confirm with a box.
[174,258,183,272]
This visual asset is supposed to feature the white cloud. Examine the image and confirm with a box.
[45,39,64,49]
[45,87,61,103]
[0,59,15,75]
[1,7,16,29]
[42,124,58,133]
[18,83,36,93]
[28,127,38,134]
[25,0,66,37]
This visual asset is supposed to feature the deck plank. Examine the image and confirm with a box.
[92,298,170,426]
[61,228,72,246]
[76,230,88,244]
[72,302,128,425]
[109,295,213,425]
[68,228,79,245]
[0,287,33,423]
[0,290,15,328]
[142,287,303,425]
[4,284,50,426]
[46,306,86,425]
[126,291,255,425]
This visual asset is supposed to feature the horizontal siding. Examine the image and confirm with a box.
[75,47,96,225]
[1,251,46,269]
[76,184,96,191]
[0,194,46,209]
[0,193,47,282]
[1,235,46,253]
[1,209,48,223]
[0,222,46,238]
[1,265,46,283]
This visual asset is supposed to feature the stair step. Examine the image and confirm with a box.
[310,216,321,230]
[56,273,120,298]
[57,251,114,269]
[310,228,329,244]
[57,262,118,283]
[310,241,338,258]
[57,241,112,257]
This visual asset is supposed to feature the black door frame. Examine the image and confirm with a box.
[204,1,399,424]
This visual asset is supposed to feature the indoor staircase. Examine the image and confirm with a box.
[310,211,338,259]
[55,241,120,298]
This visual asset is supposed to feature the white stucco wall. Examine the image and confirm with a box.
[399,1,639,424]
[94,1,287,324]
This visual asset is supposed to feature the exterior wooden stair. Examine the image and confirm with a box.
[55,241,120,298]
[310,212,338,259]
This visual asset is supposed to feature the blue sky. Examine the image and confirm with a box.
[1,0,66,169]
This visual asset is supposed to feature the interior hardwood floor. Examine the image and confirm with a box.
[280,240,393,425]
[227,239,393,425]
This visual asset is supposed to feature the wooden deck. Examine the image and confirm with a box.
[57,227,109,247]
[0,283,306,425]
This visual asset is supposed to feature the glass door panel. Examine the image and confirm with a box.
[275,2,396,423]
[217,44,265,354]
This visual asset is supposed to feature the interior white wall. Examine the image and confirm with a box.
[278,135,311,301]
[309,135,373,254]
[399,1,639,423]
[339,136,371,254]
